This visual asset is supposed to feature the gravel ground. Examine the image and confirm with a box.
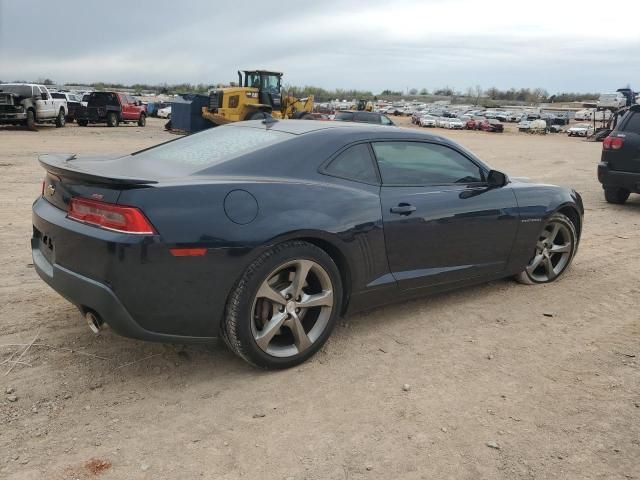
[1,117,639,479]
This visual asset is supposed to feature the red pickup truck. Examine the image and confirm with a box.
[76,91,146,127]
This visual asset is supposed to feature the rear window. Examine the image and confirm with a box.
[132,125,292,168]
[88,92,119,107]
[51,93,66,99]
[334,112,354,121]
[619,111,640,133]
[354,112,379,124]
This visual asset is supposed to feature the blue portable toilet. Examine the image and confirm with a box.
[170,94,213,133]
[145,102,157,116]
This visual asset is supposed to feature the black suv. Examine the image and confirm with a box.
[333,110,395,126]
[598,105,640,204]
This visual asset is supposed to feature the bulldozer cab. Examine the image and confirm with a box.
[240,70,282,110]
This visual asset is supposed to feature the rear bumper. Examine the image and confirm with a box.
[597,163,640,192]
[31,238,216,343]
[31,198,219,344]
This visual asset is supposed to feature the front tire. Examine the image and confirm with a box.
[223,241,343,369]
[77,119,88,127]
[55,109,66,128]
[604,187,630,204]
[25,110,36,130]
[138,114,146,127]
[515,213,577,285]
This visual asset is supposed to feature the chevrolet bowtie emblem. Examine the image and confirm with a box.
[47,184,56,196]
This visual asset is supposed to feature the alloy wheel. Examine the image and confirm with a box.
[251,259,334,358]
[526,220,573,282]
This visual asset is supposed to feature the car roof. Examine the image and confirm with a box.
[229,119,394,135]
[337,110,380,115]
[225,120,460,147]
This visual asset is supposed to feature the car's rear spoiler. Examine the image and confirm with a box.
[38,154,157,185]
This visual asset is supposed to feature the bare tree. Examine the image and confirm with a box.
[473,85,483,105]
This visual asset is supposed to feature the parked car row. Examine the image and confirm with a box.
[415,112,504,133]
[0,83,148,130]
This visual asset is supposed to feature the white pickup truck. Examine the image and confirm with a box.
[0,84,68,129]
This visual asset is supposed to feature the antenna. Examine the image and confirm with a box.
[261,112,278,128]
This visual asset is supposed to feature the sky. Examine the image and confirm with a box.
[1,0,639,94]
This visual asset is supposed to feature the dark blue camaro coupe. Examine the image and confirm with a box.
[32,120,583,368]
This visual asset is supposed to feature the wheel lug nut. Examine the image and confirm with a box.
[295,308,300,313]
[285,294,291,300]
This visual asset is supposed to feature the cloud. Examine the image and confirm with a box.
[1,0,638,93]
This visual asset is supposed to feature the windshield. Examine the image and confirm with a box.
[0,85,33,97]
[131,125,292,171]
[245,72,281,94]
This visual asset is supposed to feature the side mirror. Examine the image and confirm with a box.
[487,169,508,188]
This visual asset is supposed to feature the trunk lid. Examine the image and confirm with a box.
[39,154,156,211]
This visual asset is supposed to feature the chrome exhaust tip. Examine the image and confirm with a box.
[85,311,103,335]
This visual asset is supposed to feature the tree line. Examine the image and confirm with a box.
[1,78,600,103]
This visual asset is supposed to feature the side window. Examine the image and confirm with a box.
[372,142,484,185]
[324,144,378,184]
[380,115,393,125]
[620,112,640,133]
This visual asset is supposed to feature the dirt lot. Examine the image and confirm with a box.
[1,117,639,480]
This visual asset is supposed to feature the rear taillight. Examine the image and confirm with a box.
[603,136,624,150]
[67,198,156,235]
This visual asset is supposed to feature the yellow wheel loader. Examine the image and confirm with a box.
[353,99,373,112]
[202,70,314,125]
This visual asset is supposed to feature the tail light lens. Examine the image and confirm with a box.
[67,198,156,234]
[603,136,625,150]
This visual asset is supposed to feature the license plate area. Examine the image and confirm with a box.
[34,227,55,264]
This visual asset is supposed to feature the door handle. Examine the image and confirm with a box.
[390,203,416,215]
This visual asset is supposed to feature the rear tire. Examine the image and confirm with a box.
[25,109,36,130]
[138,114,146,127]
[222,241,342,369]
[604,187,630,204]
[55,109,65,128]
[77,119,88,127]
[107,112,119,127]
